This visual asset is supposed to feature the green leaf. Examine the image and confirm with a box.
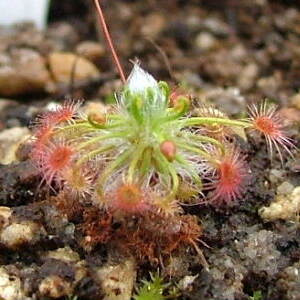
[250,290,263,300]
[133,273,167,300]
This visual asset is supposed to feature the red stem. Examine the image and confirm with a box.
[93,0,126,83]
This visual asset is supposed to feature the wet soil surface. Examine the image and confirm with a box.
[0,1,300,299]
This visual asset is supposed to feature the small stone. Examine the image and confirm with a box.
[0,207,12,230]
[259,186,300,221]
[48,52,100,85]
[277,181,294,195]
[47,23,80,51]
[76,41,105,62]
[38,251,87,297]
[278,108,300,127]
[178,275,198,291]
[0,127,30,164]
[201,87,246,116]
[269,169,285,184]
[46,247,81,263]
[195,32,218,51]
[0,48,50,97]
[291,93,300,110]
[39,275,73,298]
[97,79,123,98]
[276,262,300,300]
[203,18,231,36]
[237,63,259,91]
[95,257,136,300]
[257,72,282,99]
[186,15,202,31]
[15,139,35,162]
[0,267,28,300]
[0,221,46,249]
[231,44,248,60]
[140,13,166,38]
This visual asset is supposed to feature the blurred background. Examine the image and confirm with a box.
[1,0,300,124]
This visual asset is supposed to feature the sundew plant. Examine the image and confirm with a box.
[30,62,294,216]
[28,0,296,266]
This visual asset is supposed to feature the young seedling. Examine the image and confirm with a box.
[133,272,168,300]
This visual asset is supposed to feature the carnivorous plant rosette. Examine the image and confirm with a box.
[30,64,295,213]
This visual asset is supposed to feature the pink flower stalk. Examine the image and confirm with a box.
[248,102,295,161]
[209,148,249,205]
